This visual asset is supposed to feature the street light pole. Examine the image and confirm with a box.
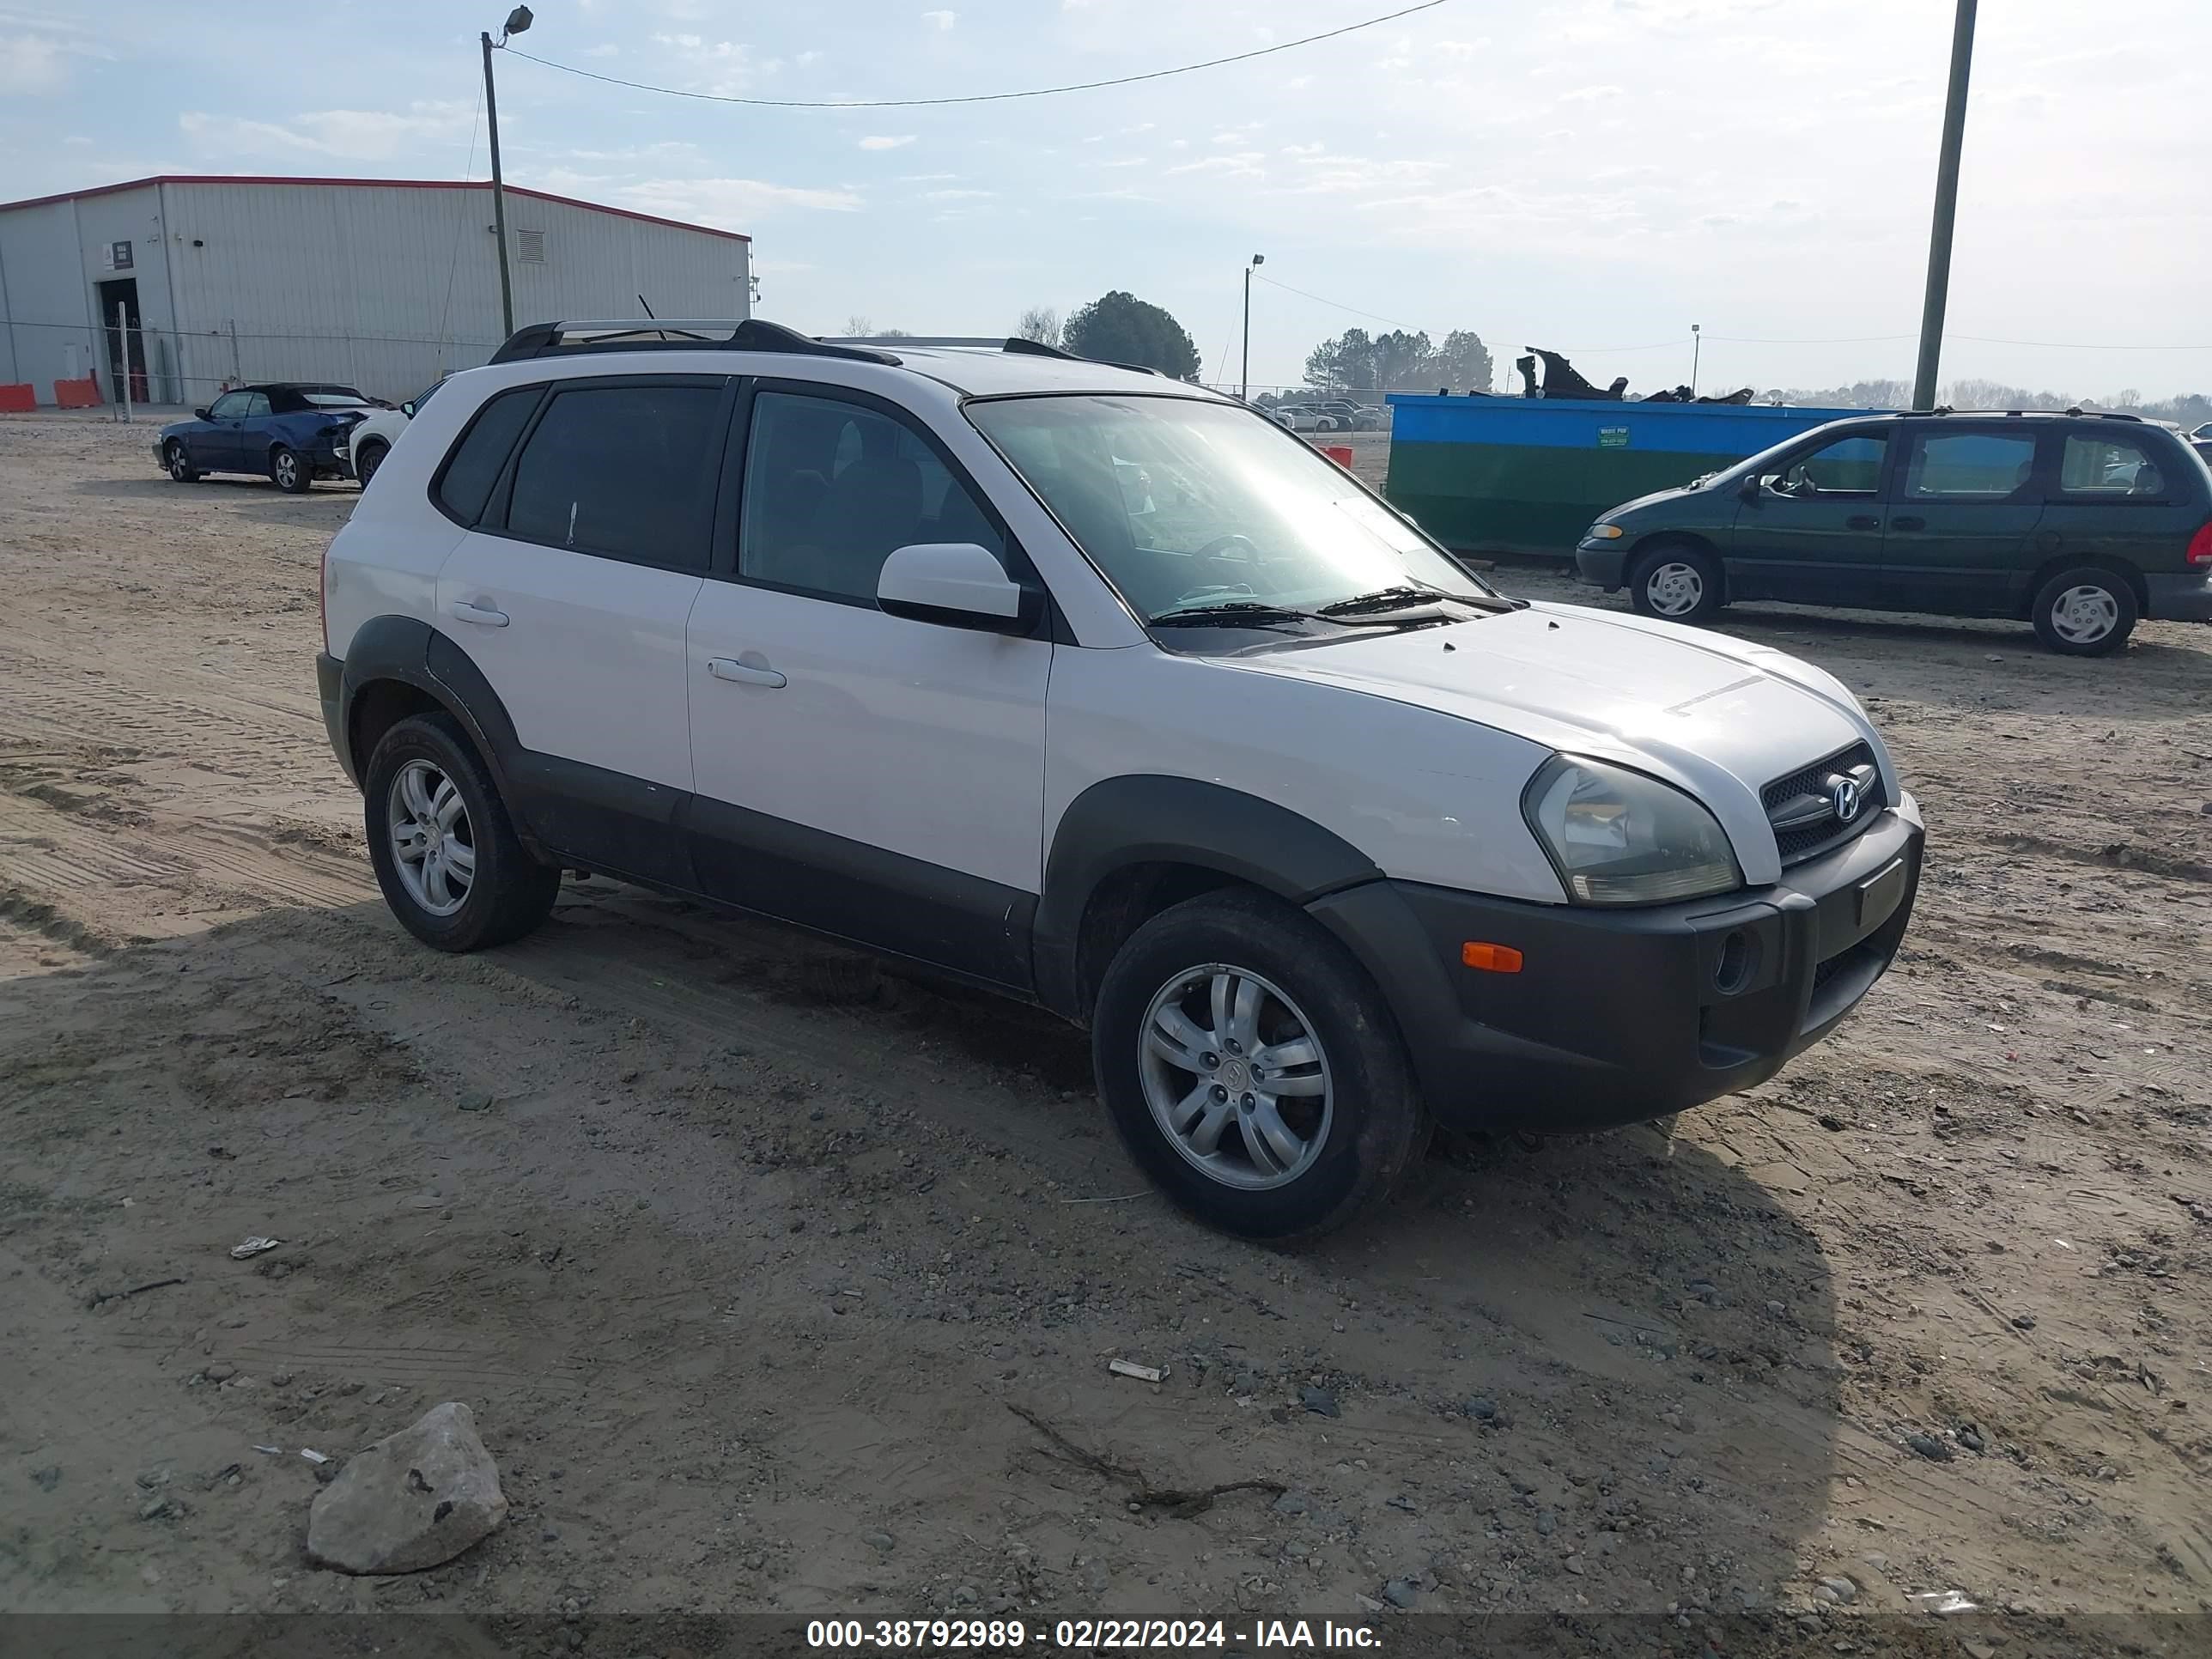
[1690,323,1702,399]
[1913,0,1978,410]
[1241,253,1264,402]
[482,7,535,340]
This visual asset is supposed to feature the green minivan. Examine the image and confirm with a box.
[1573,410,2212,654]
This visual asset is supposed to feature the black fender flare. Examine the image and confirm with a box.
[337,616,543,854]
[1033,775,1383,1019]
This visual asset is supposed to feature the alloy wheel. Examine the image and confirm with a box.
[1138,964,1334,1190]
[386,758,476,917]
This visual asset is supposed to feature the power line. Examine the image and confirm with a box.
[497,1,1449,109]
[1253,273,1413,331]
[1952,333,2212,351]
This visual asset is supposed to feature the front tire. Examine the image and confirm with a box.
[354,440,388,489]
[270,445,311,494]
[2031,566,2136,656]
[1628,540,1726,624]
[164,441,202,483]
[1092,890,1425,1240]
[362,714,559,952]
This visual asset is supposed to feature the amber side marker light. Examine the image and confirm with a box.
[1462,942,1524,974]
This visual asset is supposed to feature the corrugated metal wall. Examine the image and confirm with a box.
[0,179,750,404]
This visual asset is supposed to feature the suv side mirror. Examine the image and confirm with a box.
[193,406,212,422]
[400,401,416,417]
[878,542,1038,634]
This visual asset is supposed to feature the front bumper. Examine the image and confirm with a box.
[2146,571,2212,623]
[1574,541,1629,588]
[1308,797,1923,1133]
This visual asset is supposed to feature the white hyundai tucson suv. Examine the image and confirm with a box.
[317,319,1923,1239]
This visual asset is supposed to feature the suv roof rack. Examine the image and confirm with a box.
[832,333,1170,378]
[1896,406,2146,422]
[487,318,902,367]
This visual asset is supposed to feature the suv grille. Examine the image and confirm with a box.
[1762,741,1883,866]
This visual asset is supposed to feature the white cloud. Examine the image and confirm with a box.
[1558,84,1623,103]
[618,176,864,223]
[796,49,823,65]
[1281,75,1312,91]
[178,100,475,161]
[581,43,620,58]
[1434,38,1490,58]
[859,134,916,150]
[0,30,92,94]
[921,9,957,28]
[924,187,993,200]
[897,172,958,182]
[652,31,703,48]
[1165,151,1265,179]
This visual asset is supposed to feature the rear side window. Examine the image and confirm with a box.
[1902,432,2037,500]
[434,386,541,526]
[2058,434,2165,497]
[505,382,724,568]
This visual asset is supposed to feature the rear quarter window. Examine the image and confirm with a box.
[434,386,543,526]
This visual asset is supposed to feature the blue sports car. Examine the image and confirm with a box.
[154,383,382,494]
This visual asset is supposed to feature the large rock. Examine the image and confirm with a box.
[307,1401,507,1574]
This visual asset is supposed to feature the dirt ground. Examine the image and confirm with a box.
[2,412,2209,1647]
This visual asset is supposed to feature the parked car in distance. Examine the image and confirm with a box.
[155,383,377,493]
[1574,410,2212,655]
[1270,404,1325,433]
[1320,400,1384,432]
[339,376,451,489]
[318,319,1922,1239]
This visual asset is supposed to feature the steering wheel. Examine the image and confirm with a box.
[1194,533,1260,561]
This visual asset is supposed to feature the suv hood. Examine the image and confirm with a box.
[1225,601,1888,885]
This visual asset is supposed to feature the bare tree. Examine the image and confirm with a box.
[842,314,874,337]
[1016,307,1062,349]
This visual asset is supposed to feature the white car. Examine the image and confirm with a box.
[337,377,450,488]
[317,319,1923,1238]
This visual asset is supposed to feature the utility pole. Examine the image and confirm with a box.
[1690,323,1701,399]
[1913,0,1978,410]
[482,8,535,339]
[1241,253,1264,402]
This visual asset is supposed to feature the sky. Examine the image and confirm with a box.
[3,0,2207,398]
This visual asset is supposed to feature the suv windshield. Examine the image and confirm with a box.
[967,394,1488,622]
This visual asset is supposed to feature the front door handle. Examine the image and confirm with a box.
[1844,514,1880,531]
[449,599,508,627]
[708,655,787,689]
[1889,515,1926,532]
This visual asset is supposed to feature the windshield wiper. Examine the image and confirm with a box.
[1147,601,1327,628]
[1316,583,1506,617]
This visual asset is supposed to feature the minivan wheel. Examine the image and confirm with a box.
[363,713,559,952]
[1092,890,1425,1240]
[2031,566,2136,656]
[1629,541,1725,624]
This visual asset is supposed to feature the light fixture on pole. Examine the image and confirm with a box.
[482,5,534,339]
[1690,323,1702,399]
[1241,254,1264,403]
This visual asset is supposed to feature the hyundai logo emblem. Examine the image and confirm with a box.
[1829,775,1864,823]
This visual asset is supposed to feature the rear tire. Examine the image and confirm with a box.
[1092,889,1425,1241]
[270,445,311,494]
[362,713,559,952]
[1628,540,1726,624]
[2031,565,2136,656]
[164,441,202,483]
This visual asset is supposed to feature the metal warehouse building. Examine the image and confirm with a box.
[0,174,751,407]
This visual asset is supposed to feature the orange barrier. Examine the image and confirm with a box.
[1322,444,1354,467]
[0,384,33,414]
[52,376,101,409]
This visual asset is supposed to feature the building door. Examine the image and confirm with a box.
[94,278,143,402]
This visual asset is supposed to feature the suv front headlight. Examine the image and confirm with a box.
[1522,756,1742,905]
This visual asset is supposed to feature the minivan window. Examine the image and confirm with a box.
[739,390,1006,603]
[2059,434,2162,496]
[435,386,541,526]
[1902,432,2037,500]
[505,382,722,568]
[968,394,1486,622]
[1778,433,1886,495]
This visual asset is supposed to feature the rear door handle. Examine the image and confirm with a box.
[1844,514,1880,531]
[1889,515,1925,532]
[449,599,508,627]
[708,655,787,689]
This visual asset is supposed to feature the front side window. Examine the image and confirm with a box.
[1902,432,2037,500]
[1775,433,1886,495]
[208,392,248,420]
[739,390,1006,603]
[504,382,722,568]
[966,394,1486,622]
[2059,434,2163,496]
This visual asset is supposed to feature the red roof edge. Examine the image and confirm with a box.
[0,174,750,242]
